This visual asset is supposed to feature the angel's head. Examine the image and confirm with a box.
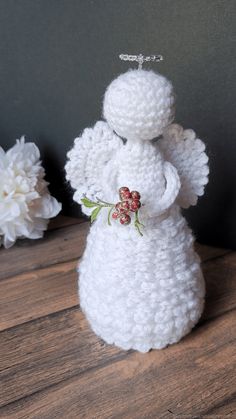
[103,69,175,142]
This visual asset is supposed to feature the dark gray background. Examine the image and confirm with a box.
[0,0,235,248]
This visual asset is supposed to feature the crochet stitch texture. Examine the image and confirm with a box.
[65,69,209,352]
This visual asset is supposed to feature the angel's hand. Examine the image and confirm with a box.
[145,162,181,218]
[159,124,209,208]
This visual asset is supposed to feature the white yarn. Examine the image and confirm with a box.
[103,69,174,141]
[160,124,209,208]
[65,122,123,216]
[65,69,209,352]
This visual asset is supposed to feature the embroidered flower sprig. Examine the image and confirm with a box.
[81,186,144,236]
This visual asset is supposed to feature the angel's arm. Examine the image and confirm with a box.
[158,124,209,209]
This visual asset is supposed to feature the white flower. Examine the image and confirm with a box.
[0,137,62,248]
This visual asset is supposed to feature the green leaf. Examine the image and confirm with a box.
[107,206,113,226]
[81,197,98,208]
[134,210,144,236]
[91,206,101,223]
[135,222,144,237]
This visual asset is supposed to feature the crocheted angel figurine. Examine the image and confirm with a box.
[65,55,209,352]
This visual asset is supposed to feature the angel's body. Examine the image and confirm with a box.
[66,69,209,352]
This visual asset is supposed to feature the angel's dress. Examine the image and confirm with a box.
[79,202,204,353]
[76,132,207,353]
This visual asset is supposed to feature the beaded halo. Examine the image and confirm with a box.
[119,53,163,69]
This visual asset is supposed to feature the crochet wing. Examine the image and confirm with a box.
[65,121,123,215]
[158,124,209,208]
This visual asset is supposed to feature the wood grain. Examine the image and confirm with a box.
[0,216,235,418]
[1,310,235,418]
[0,260,78,331]
[0,307,125,407]
[0,246,234,332]
[1,249,236,409]
[48,215,83,230]
[202,251,236,321]
[203,393,236,417]
[0,220,228,282]
[195,242,231,263]
[0,222,89,280]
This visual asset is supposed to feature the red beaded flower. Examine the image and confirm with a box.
[81,186,144,236]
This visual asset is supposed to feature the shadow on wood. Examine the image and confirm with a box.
[202,252,235,321]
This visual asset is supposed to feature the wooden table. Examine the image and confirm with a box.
[0,217,235,418]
